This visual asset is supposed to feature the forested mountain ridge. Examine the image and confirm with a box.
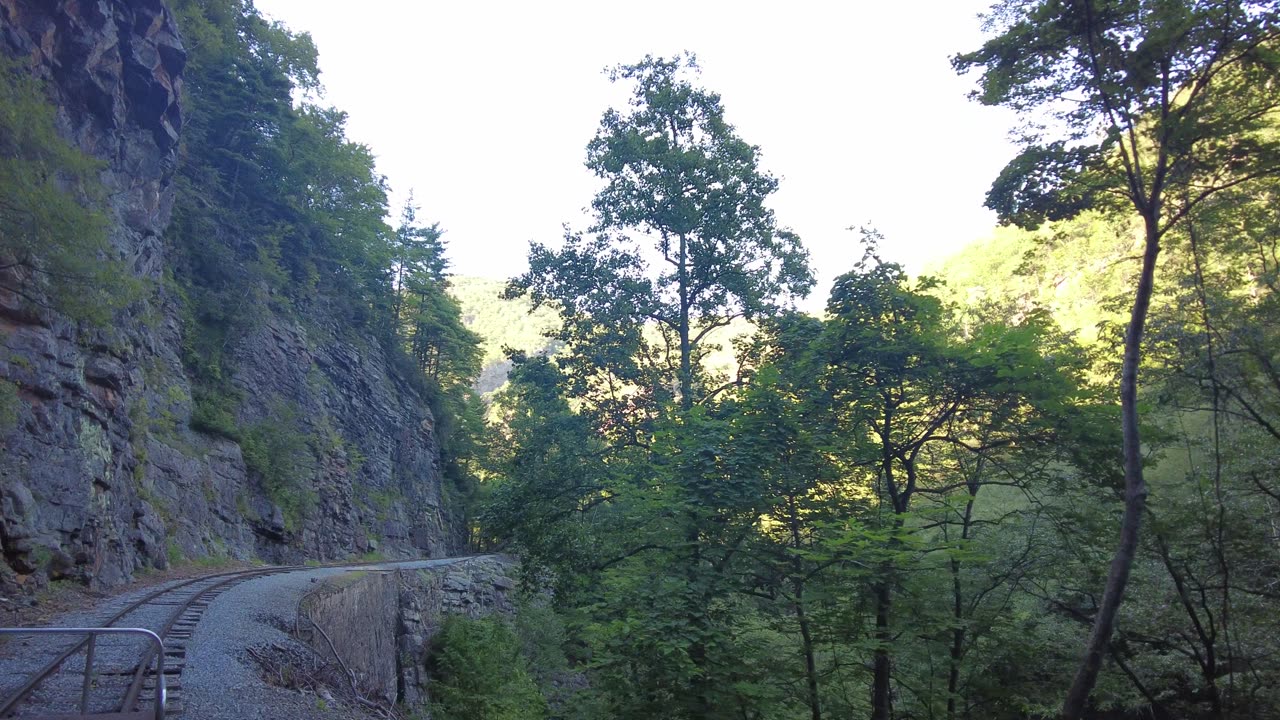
[927,213,1142,345]
[0,0,479,592]
[451,275,752,396]
[451,276,559,394]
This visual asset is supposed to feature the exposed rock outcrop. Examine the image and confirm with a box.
[0,0,456,593]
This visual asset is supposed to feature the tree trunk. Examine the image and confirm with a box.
[797,584,821,720]
[872,408,904,720]
[686,464,709,715]
[1189,217,1236,719]
[678,231,692,410]
[789,494,822,720]
[1061,217,1161,719]
[948,492,978,720]
[872,581,893,720]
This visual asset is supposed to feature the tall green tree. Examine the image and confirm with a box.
[391,193,447,325]
[726,349,854,720]
[495,55,816,718]
[1137,178,1280,717]
[507,53,813,418]
[955,3,1280,715]
[403,281,481,390]
[815,238,1107,719]
[169,0,398,339]
[388,195,477,392]
[482,354,616,583]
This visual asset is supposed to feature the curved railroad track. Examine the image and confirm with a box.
[0,563,314,718]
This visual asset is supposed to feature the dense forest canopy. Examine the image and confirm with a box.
[3,0,1280,719]
[482,3,1280,719]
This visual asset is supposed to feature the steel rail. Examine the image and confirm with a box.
[116,566,288,715]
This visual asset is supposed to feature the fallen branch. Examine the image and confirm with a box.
[304,614,359,697]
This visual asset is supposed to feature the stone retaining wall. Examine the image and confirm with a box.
[297,556,518,706]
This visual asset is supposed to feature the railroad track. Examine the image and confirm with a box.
[0,564,306,719]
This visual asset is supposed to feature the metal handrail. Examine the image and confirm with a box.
[0,627,165,720]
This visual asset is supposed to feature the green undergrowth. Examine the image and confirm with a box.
[0,54,144,325]
[427,614,546,720]
[423,600,591,720]
[239,404,317,532]
[0,379,19,431]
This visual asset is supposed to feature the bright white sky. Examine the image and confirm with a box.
[254,0,1018,306]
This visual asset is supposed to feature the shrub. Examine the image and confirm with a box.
[239,404,316,530]
[0,380,19,431]
[428,616,546,720]
[0,55,142,324]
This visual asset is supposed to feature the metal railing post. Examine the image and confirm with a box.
[0,627,166,718]
[80,632,96,714]
[152,641,166,720]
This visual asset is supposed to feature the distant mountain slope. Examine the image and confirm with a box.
[449,276,559,394]
[924,212,1143,344]
[449,275,757,395]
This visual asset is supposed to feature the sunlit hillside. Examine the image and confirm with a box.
[925,212,1144,344]
[451,275,756,394]
[449,276,560,393]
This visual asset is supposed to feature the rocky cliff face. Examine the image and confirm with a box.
[0,0,456,593]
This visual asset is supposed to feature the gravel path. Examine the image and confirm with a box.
[180,558,465,720]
